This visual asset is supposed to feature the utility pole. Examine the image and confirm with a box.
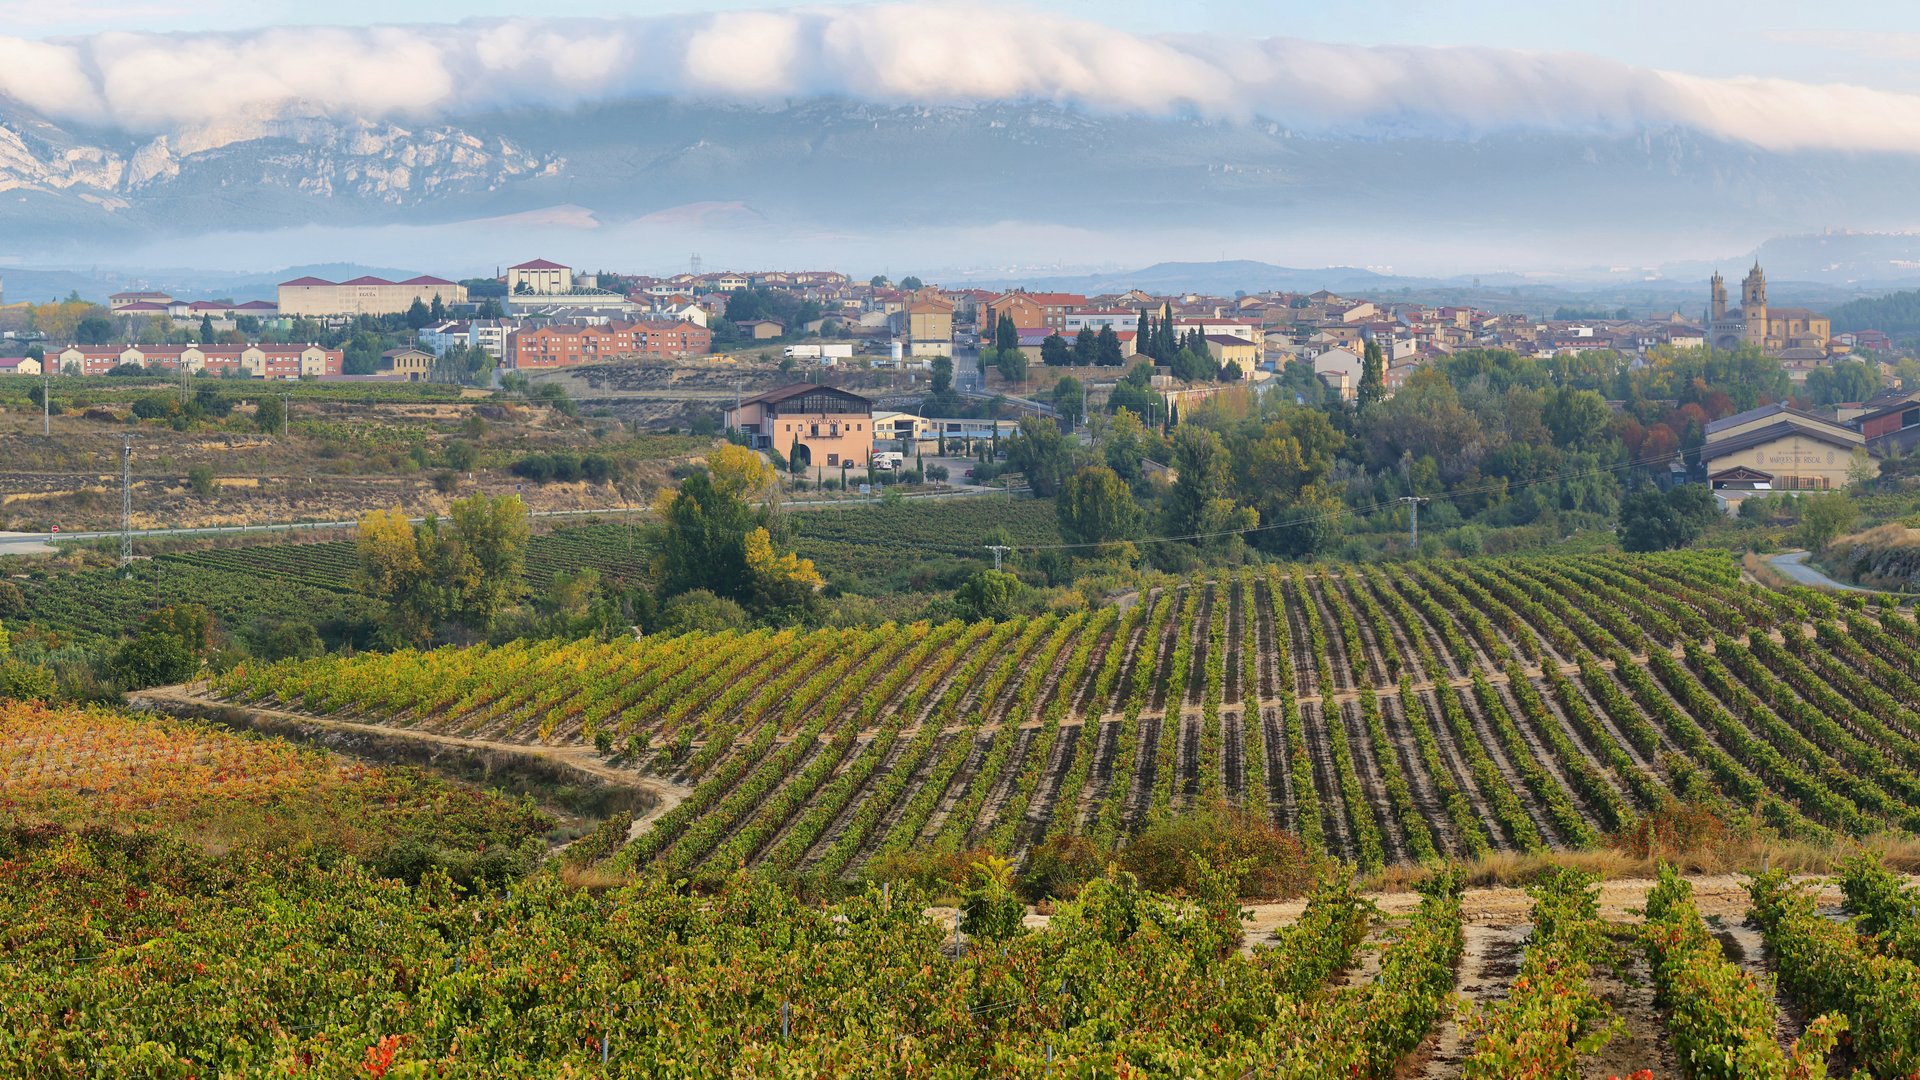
[282,392,290,438]
[42,367,50,436]
[119,434,139,574]
[1398,495,1429,549]
[985,544,1011,571]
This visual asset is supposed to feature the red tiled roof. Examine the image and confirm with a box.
[280,276,335,286]
[510,258,569,270]
[400,275,455,286]
[234,301,278,311]
[117,302,169,312]
[340,276,395,286]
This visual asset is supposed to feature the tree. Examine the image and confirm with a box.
[1096,325,1124,367]
[429,295,446,321]
[930,355,953,397]
[1617,486,1718,552]
[657,589,750,634]
[1071,327,1097,366]
[1102,407,1153,483]
[1108,362,1164,425]
[112,604,213,688]
[994,346,1028,384]
[405,298,432,330]
[254,395,284,435]
[1543,387,1611,451]
[953,569,1028,621]
[651,469,818,620]
[870,275,890,288]
[1359,339,1386,407]
[1170,347,1214,383]
[343,331,382,375]
[708,443,779,501]
[1805,358,1881,406]
[76,315,114,345]
[1799,491,1856,551]
[1057,465,1142,547]
[356,508,436,644]
[1005,416,1072,497]
[1050,376,1086,429]
[198,314,216,343]
[899,276,923,290]
[1040,332,1071,367]
[445,493,531,631]
[1164,425,1231,538]
[995,312,1018,355]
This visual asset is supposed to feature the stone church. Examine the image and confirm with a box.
[1706,263,1831,358]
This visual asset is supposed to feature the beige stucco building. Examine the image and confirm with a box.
[725,384,876,470]
[506,259,574,296]
[1704,404,1873,510]
[278,275,466,318]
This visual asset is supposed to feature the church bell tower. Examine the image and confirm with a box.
[1741,262,1767,347]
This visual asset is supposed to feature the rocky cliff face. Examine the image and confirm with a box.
[0,99,560,239]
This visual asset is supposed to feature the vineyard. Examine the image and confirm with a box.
[11,798,1920,1078]
[0,700,553,878]
[205,549,1920,881]
[153,495,1061,590]
[10,498,1060,645]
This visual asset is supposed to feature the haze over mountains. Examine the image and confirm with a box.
[6,7,1920,283]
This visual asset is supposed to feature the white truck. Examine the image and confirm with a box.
[782,343,854,361]
[871,451,905,471]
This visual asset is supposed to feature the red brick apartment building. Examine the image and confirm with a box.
[506,320,713,368]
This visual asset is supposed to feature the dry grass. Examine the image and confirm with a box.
[1741,551,1791,590]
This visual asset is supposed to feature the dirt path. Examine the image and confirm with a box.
[133,687,690,832]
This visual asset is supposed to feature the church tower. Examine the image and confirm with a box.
[1709,271,1727,323]
[1741,262,1767,347]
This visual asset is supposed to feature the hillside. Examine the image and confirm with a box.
[180,550,1920,884]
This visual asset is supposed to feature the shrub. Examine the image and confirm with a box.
[1120,800,1314,899]
[1020,833,1108,900]
[186,464,217,496]
[958,855,1026,941]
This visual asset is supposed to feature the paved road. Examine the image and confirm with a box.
[0,485,1021,559]
[1769,549,1883,593]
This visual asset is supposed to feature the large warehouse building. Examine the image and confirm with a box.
[277,275,467,317]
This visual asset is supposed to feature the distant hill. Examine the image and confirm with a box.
[1827,289,1920,336]
[963,260,1394,296]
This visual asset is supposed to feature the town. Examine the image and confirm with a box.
[4,256,1915,512]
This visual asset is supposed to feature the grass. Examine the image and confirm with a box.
[1360,833,1920,894]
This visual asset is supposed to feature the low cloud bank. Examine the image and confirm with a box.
[2,5,1917,153]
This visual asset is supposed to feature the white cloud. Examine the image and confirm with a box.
[6,4,1920,153]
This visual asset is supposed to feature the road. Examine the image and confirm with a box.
[0,484,1023,558]
[1768,549,1883,593]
